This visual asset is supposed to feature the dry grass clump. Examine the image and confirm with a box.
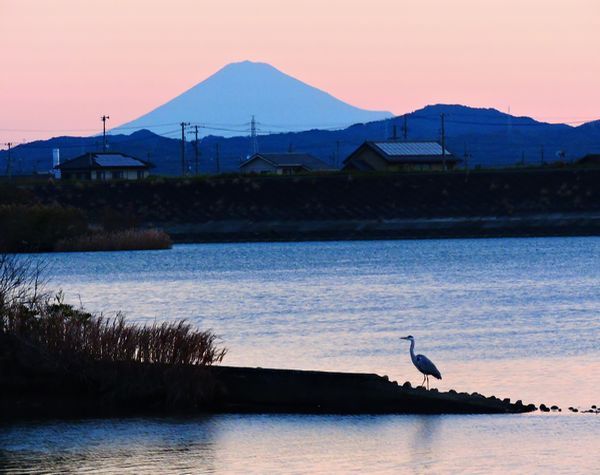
[0,254,225,366]
[55,229,172,252]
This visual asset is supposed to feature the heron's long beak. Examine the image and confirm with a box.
[400,336,409,340]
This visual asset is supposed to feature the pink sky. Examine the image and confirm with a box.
[1,0,599,144]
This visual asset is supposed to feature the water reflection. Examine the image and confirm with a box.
[0,417,220,474]
[2,414,599,474]
[407,416,441,472]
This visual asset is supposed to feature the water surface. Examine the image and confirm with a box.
[2,237,599,473]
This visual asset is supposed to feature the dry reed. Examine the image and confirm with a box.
[0,254,226,366]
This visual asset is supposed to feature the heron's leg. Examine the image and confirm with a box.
[426,375,429,390]
[420,374,426,387]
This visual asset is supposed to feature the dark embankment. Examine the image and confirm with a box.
[2,168,599,247]
[210,366,535,414]
[0,333,535,420]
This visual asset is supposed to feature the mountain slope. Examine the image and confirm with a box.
[112,61,392,137]
[4,105,600,176]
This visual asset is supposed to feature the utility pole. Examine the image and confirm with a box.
[101,115,110,151]
[402,114,408,141]
[4,142,13,179]
[192,125,200,175]
[180,122,190,176]
[392,124,398,141]
[215,143,221,174]
[440,113,447,171]
[250,115,258,155]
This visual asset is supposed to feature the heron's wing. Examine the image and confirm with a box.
[415,354,442,379]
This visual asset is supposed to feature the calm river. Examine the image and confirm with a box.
[1,237,599,473]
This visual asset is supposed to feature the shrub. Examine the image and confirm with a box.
[0,204,88,252]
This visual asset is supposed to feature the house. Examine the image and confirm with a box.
[56,152,152,180]
[240,153,332,175]
[343,141,460,172]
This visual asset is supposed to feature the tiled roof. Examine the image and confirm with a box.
[371,141,451,157]
[57,152,150,170]
[94,154,146,167]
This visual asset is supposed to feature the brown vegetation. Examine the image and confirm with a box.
[55,228,172,252]
[0,254,225,366]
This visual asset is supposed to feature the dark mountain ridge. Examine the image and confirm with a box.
[2,104,599,176]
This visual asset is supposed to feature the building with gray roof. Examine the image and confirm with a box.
[56,152,152,181]
[343,141,460,172]
[240,153,332,175]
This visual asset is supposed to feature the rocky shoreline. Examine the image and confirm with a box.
[1,334,536,420]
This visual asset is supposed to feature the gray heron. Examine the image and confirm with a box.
[401,335,442,390]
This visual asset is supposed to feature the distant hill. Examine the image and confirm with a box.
[111,61,392,137]
[2,105,600,176]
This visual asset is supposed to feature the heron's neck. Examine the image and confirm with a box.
[409,339,417,364]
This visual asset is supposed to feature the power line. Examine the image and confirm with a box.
[2,112,599,135]
[1,128,183,150]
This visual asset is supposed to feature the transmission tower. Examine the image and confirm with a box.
[250,115,258,155]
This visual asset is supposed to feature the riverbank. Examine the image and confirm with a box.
[163,212,600,243]
[1,168,599,251]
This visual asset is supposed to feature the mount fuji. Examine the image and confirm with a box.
[112,61,393,137]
